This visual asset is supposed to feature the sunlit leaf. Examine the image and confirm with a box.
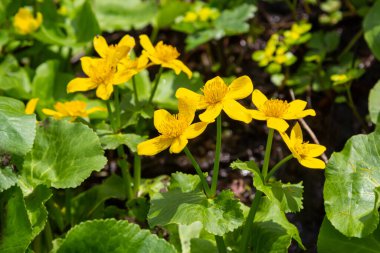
[364,1,380,60]
[369,80,380,125]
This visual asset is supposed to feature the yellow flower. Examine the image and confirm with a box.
[93,34,135,66]
[250,89,316,132]
[139,35,192,78]
[198,7,219,21]
[25,98,39,114]
[67,57,128,100]
[118,54,150,82]
[13,7,43,35]
[183,11,198,22]
[57,6,68,16]
[280,123,326,169]
[42,101,105,121]
[137,99,208,155]
[176,76,253,123]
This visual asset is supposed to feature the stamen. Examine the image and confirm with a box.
[155,42,180,62]
[262,99,290,117]
[202,79,228,104]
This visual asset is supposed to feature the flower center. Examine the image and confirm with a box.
[202,79,228,104]
[155,42,180,62]
[261,99,290,117]
[158,114,188,138]
[56,101,87,117]
[294,142,310,158]
[91,63,117,85]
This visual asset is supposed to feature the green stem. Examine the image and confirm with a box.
[346,84,368,132]
[117,146,133,200]
[215,235,227,253]
[339,29,363,59]
[150,26,159,43]
[133,153,141,197]
[148,67,163,103]
[106,100,116,132]
[113,86,121,131]
[239,191,263,253]
[265,154,293,181]
[184,147,211,197]
[65,188,72,226]
[44,220,53,251]
[262,128,274,179]
[210,115,222,197]
[132,75,139,104]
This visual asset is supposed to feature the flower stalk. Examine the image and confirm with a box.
[149,67,163,103]
[133,154,141,197]
[210,114,222,197]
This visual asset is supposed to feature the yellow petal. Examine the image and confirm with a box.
[251,89,268,109]
[178,98,196,125]
[137,136,173,156]
[299,157,325,169]
[184,122,208,139]
[226,75,253,100]
[96,84,114,100]
[93,35,108,58]
[80,57,99,77]
[175,88,207,109]
[199,103,223,123]
[171,59,192,78]
[222,99,252,123]
[280,131,293,151]
[42,108,63,119]
[286,100,306,114]
[306,144,326,157]
[119,34,135,48]
[267,117,289,132]
[169,136,188,153]
[283,105,316,119]
[25,98,39,114]
[290,122,303,143]
[140,34,156,55]
[86,106,106,115]
[67,78,97,93]
[154,109,172,134]
[250,109,267,120]
[113,70,130,84]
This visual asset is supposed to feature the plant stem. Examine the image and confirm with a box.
[345,84,368,132]
[44,220,53,251]
[117,146,133,200]
[106,100,115,132]
[239,191,263,253]
[265,154,293,181]
[184,147,211,197]
[339,29,363,59]
[148,67,163,103]
[262,128,274,179]
[210,115,222,197]
[133,153,141,197]
[150,26,159,43]
[215,235,227,253]
[132,75,139,104]
[114,86,121,131]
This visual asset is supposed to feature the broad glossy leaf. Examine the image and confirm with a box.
[364,1,380,60]
[154,0,189,29]
[72,0,100,43]
[324,131,380,237]
[0,166,18,192]
[214,4,256,35]
[369,80,380,125]
[169,172,201,192]
[179,222,203,253]
[22,119,107,189]
[99,133,146,152]
[0,96,36,156]
[148,188,244,236]
[52,219,176,253]
[317,217,380,253]
[230,159,260,175]
[0,187,32,253]
[251,197,305,252]
[93,0,157,32]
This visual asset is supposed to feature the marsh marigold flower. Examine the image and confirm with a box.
[250,89,315,132]
[137,99,208,155]
[139,35,192,78]
[176,76,253,123]
[93,35,135,65]
[13,7,43,35]
[280,123,326,169]
[25,98,39,114]
[67,57,129,100]
[118,54,149,82]
[42,101,105,121]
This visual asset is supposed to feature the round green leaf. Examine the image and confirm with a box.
[53,219,176,253]
[0,166,18,192]
[369,80,380,125]
[364,1,380,61]
[317,217,380,253]
[324,131,380,237]
[22,119,107,189]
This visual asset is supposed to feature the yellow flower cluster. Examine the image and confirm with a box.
[13,7,43,35]
[183,7,220,23]
[42,101,105,121]
[138,75,326,169]
[67,34,192,100]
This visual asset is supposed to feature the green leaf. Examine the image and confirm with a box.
[324,131,380,237]
[52,219,177,253]
[230,159,260,175]
[148,188,244,236]
[0,96,36,157]
[72,0,101,43]
[22,119,107,189]
[317,217,380,253]
[99,133,146,152]
[214,4,256,35]
[269,181,304,213]
[154,0,190,29]
[93,0,158,32]
[0,186,32,253]
[179,222,203,253]
[71,174,127,224]
[363,1,380,60]
[169,172,202,192]
[0,167,18,192]
[251,197,305,252]
[369,80,380,125]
